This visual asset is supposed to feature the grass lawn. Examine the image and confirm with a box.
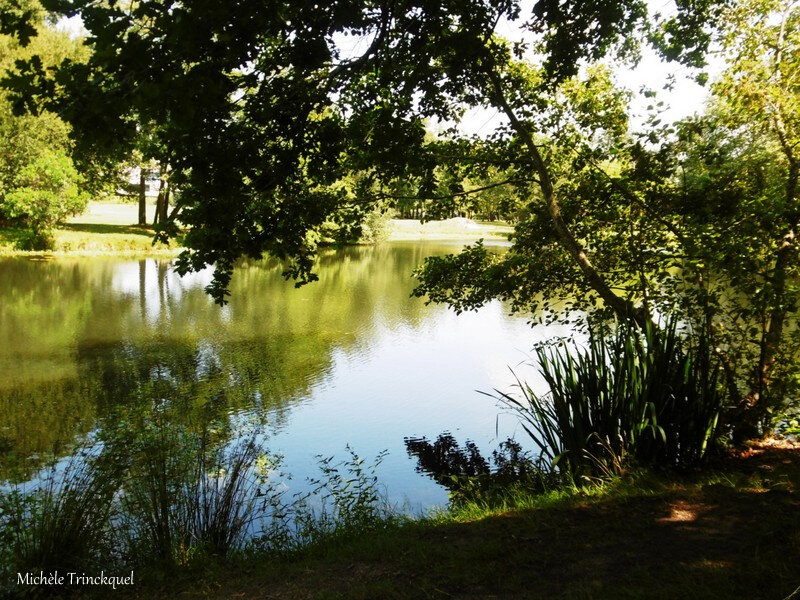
[127,440,800,600]
[0,201,177,255]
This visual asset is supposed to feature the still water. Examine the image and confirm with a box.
[0,242,574,510]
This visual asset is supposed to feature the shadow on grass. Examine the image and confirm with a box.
[60,223,156,237]
[226,490,796,600]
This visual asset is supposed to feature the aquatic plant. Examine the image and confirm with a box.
[496,318,726,481]
[257,446,392,553]
[0,419,392,591]
[117,421,267,566]
[0,448,119,587]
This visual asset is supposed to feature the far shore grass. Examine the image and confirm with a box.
[121,439,800,600]
[0,202,512,256]
[0,201,177,256]
[388,217,512,241]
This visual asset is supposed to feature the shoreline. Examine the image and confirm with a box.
[103,440,800,599]
[0,204,513,258]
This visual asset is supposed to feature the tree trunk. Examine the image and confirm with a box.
[138,168,147,226]
[487,69,649,328]
[160,180,170,223]
[736,161,799,441]
[153,163,169,227]
[167,197,182,222]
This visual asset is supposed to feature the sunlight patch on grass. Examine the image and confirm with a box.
[387,218,512,241]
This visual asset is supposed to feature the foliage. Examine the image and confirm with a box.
[4,149,86,247]
[495,318,726,481]
[305,447,390,533]
[255,447,392,556]
[0,0,721,302]
[359,205,394,243]
[319,203,395,245]
[709,0,800,431]
[2,0,791,434]
[411,0,800,437]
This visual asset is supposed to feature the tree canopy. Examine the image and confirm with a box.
[1,0,720,293]
[4,0,799,435]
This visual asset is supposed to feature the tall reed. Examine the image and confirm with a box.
[118,421,265,566]
[0,449,120,586]
[0,420,392,584]
[496,318,725,481]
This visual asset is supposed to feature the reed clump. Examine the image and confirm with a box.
[0,422,390,593]
[497,318,726,482]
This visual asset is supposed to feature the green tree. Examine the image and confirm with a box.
[0,0,87,247]
[632,0,800,436]
[4,149,86,247]
[2,0,717,293]
[712,0,800,433]
[18,0,797,437]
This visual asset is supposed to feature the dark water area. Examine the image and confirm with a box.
[0,242,576,510]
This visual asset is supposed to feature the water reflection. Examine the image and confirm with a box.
[0,243,573,508]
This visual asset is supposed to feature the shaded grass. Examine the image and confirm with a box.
[125,440,800,600]
[59,223,154,237]
[54,225,176,254]
[0,203,181,255]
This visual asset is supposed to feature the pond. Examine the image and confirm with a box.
[0,242,576,511]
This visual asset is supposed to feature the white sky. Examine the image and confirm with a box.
[55,14,84,36]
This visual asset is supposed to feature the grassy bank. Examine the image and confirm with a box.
[0,203,511,256]
[387,218,512,241]
[8,428,799,598]
[0,202,178,255]
[128,441,799,599]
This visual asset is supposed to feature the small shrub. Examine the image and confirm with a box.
[308,446,389,528]
[14,229,55,251]
[360,207,395,243]
[256,447,392,552]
